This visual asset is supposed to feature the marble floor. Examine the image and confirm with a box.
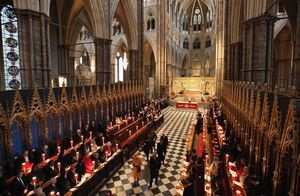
[98,107,196,196]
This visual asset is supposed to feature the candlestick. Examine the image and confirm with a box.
[92,161,95,170]
[57,162,61,172]
[76,151,80,160]
[32,176,37,189]
[42,153,46,162]
[74,173,78,184]
[225,154,229,164]
[22,162,26,173]
[57,146,61,154]
[70,140,73,147]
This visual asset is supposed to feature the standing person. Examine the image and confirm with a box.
[157,138,165,165]
[143,139,151,162]
[161,134,168,156]
[150,132,157,153]
[132,154,143,184]
[149,153,159,188]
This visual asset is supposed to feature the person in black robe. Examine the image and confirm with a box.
[148,153,159,188]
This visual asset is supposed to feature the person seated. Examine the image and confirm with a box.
[94,132,104,147]
[73,129,83,145]
[82,123,90,138]
[98,146,106,163]
[43,160,58,181]
[83,153,93,174]
[240,167,262,196]
[28,163,45,188]
[10,170,28,196]
[44,177,58,195]
[34,187,46,196]
[39,145,50,162]
[56,169,71,195]
[66,168,76,188]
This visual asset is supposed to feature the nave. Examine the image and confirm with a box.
[99,107,195,195]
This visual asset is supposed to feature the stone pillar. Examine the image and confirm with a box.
[94,38,112,84]
[16,9,51,88]
[137,0,144,81]
[242,13,275,84]
[221,0,228,94]
[129,50,139,80]
[293,0,300,91]
[156,0,167,97]
[0,25,4,90]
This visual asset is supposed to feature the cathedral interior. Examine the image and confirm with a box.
[0,0,299,195]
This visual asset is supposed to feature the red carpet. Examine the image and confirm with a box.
[197,133,204,157]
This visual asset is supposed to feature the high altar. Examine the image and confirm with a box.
[172,77,216,95]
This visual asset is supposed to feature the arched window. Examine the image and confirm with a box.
[193,38,201,49]
[1,5,21,90]
[183,39,189,49]
[193,8,201,32]
[151,18,155,29]
[205,36,211,48]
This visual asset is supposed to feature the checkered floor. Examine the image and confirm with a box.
[98,107,196,195]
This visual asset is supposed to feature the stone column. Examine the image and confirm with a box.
[0,25,4,90]
[94,38,112,84]
[137,0,144,81]
[16,9,51,88]
[156,0,167,97]
[129,50,139,80]
[242,13,275,84]
[292,0,300,91]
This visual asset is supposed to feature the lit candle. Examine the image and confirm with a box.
[110,122,112,127]
[136,125,138,131]
[22,162,26,173]
[42,153,46,162]
[70,140,73,147]
[129,130,132,136]
[74,173,78,183]
[133,117,135,121]
[225,154,229,164]
[105,151,108,160]
[57,146,61,154]
[32,176,37,189]
[89,131,92,139]
[92,161,95,170]
[81,135,84,142]
[142,121,144,126]
[102,136,105,144]
[116,143,119,150]
[205,154,209,162]
[76,151,80,160]
[57,162,61,172]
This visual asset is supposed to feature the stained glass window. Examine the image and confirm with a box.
[1,5,21,90]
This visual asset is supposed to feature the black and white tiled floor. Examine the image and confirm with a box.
[98,107,196,195]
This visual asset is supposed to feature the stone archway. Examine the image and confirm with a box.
[144,39,156,98]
